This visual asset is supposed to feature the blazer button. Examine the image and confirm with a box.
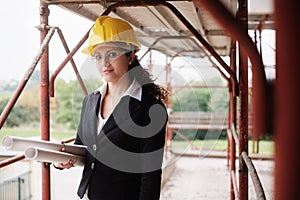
[91,162,94,170]
[93,144,97,151]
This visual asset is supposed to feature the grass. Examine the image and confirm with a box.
[0,126,76,144]
[0,126,274,155]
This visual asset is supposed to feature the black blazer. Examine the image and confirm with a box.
[75,88,167,200]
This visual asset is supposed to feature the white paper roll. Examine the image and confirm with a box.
[25,147,85,166]
[1,135,86,156]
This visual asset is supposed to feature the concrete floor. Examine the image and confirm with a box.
[0,152,274,200]
[160,156,274,200]
[50,155,275,200]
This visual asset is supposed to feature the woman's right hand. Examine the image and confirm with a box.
[53,159,75,169]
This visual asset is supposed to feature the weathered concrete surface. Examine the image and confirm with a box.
[160,156,274,200]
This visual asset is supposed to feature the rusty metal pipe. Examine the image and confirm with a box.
[0,154,26,168]
[173,130,199,150]
[241,151,266,200]
[192,0,266,82]
[231,170,238,200]
[49,28,88,97]
[189,1,265,199]
[138,47,152,61]
[0,27,56,129]
[169,49,230,83]
[229,120,236,200]
[231,123,239,146]
[102,1,239,96]
[193,0,267,142]
[229,39,237,200]
[168,36,231,83]
[258,14,269,33]
[60,137,76,144]
[237,1,249,199]
[275,0,300,199]
[48,29,89,96]
[39,1,51,199]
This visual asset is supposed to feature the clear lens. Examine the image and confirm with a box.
[93,49,125,64]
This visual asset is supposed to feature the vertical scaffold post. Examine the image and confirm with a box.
[39,1,51,200]
[275,0,300,199]
[229,39,237,200]
[165,62,173,151]
[237,0,249,199]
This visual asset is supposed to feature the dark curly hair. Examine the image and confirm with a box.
[127,55,168,104]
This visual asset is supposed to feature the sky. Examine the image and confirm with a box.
[0,1,169,82]
[0,1,275,82]
[0,0,92,81]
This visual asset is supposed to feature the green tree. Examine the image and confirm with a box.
[52,78,102,129]
[0,97,39,127]
[208,88,229,112]
[172,88,210,112]
[52,79,76,129]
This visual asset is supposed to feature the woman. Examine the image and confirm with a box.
[55,16,168,200]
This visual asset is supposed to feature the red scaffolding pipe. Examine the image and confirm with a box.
[139,35,232,84]
[192,0,267,140]
[237,1,249,199]
[49,28,90,97]
[241,151,266,199]
[39,1,51,200]
[0,26,56,129]
[275,0,300,199]
[0,154,26,168]
[229,39,237,200]
[101,1,239,97]
[191,1,268,200]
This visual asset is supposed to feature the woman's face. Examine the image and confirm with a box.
[94,44,132,83]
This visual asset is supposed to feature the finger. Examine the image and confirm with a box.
[68,159,75,167]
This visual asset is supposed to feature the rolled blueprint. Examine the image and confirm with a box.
[25,147,85,166]
[2,135,86,156]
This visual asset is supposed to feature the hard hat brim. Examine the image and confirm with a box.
[82,41,140,56]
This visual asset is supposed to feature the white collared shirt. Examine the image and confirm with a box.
[95,79,142,134]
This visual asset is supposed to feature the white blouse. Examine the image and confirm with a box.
[95,79,142,135]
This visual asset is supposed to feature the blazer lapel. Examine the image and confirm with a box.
[101,96,141,134]
[87,92,101,140]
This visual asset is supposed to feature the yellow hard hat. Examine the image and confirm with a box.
[82,16,141,55]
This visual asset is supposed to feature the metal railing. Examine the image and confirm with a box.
[0,171,31,200]
[227,123,267,200]
[241,151,266,200]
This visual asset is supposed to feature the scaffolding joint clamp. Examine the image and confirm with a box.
[36,24,52,31]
